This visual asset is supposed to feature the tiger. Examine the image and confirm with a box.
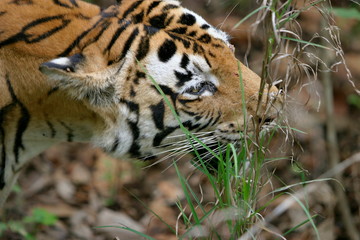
[0,0,282,208]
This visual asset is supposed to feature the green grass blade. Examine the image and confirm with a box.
[232,6,268,30]
[174,162,200,224]
[281,215,318,238]
[281,36,331,50]
[286,193,320,240]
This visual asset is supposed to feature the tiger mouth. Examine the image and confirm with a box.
[141,120,277,166]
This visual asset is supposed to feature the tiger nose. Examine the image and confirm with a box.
[258,116,275,124]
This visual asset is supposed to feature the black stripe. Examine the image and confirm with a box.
[183,120,201,131]
[5,76,31,163]
[197,118,212,132]
[22,16,70,43]
[210,111,222,126]
[198,34,211,43]
[208,51,216,58]
[149,13,168,29]
[120,99,139,114]
[146,1,161,15]
[70,0,78,7]
[130,86,136,97]
[119,99,140,157]
[133,11,144,23]
[180,54,189,69]
[151,85,178,109]
[178,99,198,106]
[53,0,78,8]
[82,20,111,49]
[101,7,119,18]
[150,100,165,130]
[204,55,212,68]
[133,71,146,85]
[10,0,33,5]
[111,136,120,152]
[174,70,193,87]
[144,25,159,36]
[158,39,177,62]
[212,43,224,48]
[104,20,131,54]
[153,126,178,147]
[188,31,197,37]
[167,33,191,49]
[60,122,74,142]
[0,15,70,48]
[165,15,174,27]
[135,35,150,61]
[181,109,198,117]
[14,106,30,163]
[74,13,92,20]
[47,86,60,96]
[0,75,22,188]
[170,27,187,35]
[122,1,142,19]
[58,17,104,57]
[119,27,139,61]
[162,4,179,12]
[0,101,17,190]
[53,0,70,8]
[201,24,210,29]
[46,121,56,138]
[128,120,141,157]
[178,13,196,26]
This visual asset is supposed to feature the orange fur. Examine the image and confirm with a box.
[0,0,282,207]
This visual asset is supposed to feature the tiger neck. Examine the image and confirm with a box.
[0,49,106,163]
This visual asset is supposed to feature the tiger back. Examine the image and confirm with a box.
[0,0,282,207]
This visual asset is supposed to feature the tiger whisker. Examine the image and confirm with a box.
[154,135,213,148]
[143,150,190,169]
[144,138,220,169]
[146,144,193,158]
[158,139,216,157]
[155,135,217,149]
[165,131,214,139]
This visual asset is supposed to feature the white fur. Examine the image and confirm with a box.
[50,57,71,66]
[182,8,230,43]
[146,53,220,98]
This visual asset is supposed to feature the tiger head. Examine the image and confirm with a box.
[39,0,283,159]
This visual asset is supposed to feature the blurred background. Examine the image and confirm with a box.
[2,0,360,239]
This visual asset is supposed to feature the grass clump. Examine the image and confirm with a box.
[170,0,348,238]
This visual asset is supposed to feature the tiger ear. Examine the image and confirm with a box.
[39,52,127,107]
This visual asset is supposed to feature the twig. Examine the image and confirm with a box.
[320,152,360,179]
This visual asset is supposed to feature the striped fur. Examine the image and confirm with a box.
[0,0,282,207]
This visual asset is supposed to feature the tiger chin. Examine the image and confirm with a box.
[0,0,282,207]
